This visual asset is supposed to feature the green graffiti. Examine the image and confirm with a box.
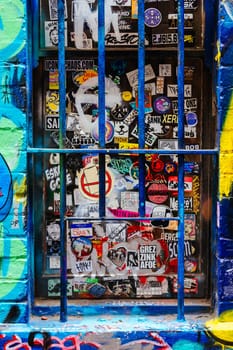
[0,117,23,170]
[0,0,25,59]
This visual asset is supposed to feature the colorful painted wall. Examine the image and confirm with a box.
[1,0,233,349]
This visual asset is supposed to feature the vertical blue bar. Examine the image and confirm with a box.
[138,0,145,217]
[177,0,185,321]
[26,0,38,316]
[98,0,106,217]
[58,0,67,322]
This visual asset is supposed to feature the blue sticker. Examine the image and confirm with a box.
[145,8,162,28]
[186,112,198,126]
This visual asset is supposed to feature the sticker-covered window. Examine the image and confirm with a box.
[31,0,215,310]
[33,52,213,300]
[40,0,203,49]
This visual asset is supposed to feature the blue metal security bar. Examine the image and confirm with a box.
[28,0,218,322]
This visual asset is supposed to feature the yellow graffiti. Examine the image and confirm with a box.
[215,40,221,65]
[206,310,233,348]
[219,92,233,199]
[13,176,27,207]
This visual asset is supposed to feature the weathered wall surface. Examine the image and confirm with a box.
[0,0,28,324]
[1,0,233,349]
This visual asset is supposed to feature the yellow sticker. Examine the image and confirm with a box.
[122,91,132,102]
[119,142,139,150]
[131,0,138,19]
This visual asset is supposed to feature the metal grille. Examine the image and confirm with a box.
[28,0,218,322]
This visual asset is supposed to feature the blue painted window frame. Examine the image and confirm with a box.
[27,0,218,322]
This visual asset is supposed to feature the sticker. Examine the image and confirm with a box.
[147,182,168,204]
[184,259,197,273]
[186,112,198,126]
[172,98,198,112]
[114,121,129,136]
[45,115,59,130]
[154,96,171,114]
[161,114,177,124]
[49,70,59,89]
[139,241,169,271]
[173,126,197,138]
[185,213,196,240]
[131,0,138,18]
[174,0,198,10]
[121,191,139,211]
[131,124,157,147]
[152,33,178,45]
[185,144,200,150]
[184,34,195,45]
[49,153,60,165]
[184,162,199,174]
[78,166,113,199]
[122,90,133,102]
[168,13,193,29]
[49,256,60,269]
[123,108,138,125]
[135,88,152,110]
[159,64,172,77]
[151,156,164,173]
[106,223,126,242]
[88,283,106,297]
[107,207,148,218]
[70,223,93,237]
[48,0,67,20]
[114,136,128,144]
[126,64,155,87]
[170,196,193,211]
[173,277,198,294]
[137,276,169,297]
[73,70,98,86]
[156,77,164,94]
[48,279,72,296]
[75,260,93,273]
[91,119,115,143]
[127,251,139,267]
[118,141,139,149]
[151,205,172,218]
[45,21,67,47]
[70,236,93,260]
[144,8,162,28]
[167,84,192,98]
[184,66,195,80]
[158,139,178,149]
[108,247,127,268]
[164,162,177,174]
[168,240,196,259]
[168,176,193,192]
[46,91,59,114]
[110,157,133,175]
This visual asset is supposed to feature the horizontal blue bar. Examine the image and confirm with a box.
[64,216,180,222]
[27,147,218,155]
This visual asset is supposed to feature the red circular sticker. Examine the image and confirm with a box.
[151,157,164,173]
[79,167,113,199]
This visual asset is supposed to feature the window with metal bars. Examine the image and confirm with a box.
[28,0,217,321]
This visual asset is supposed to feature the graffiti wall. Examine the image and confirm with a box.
[0,0,28,323]
[1,0,233,349]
